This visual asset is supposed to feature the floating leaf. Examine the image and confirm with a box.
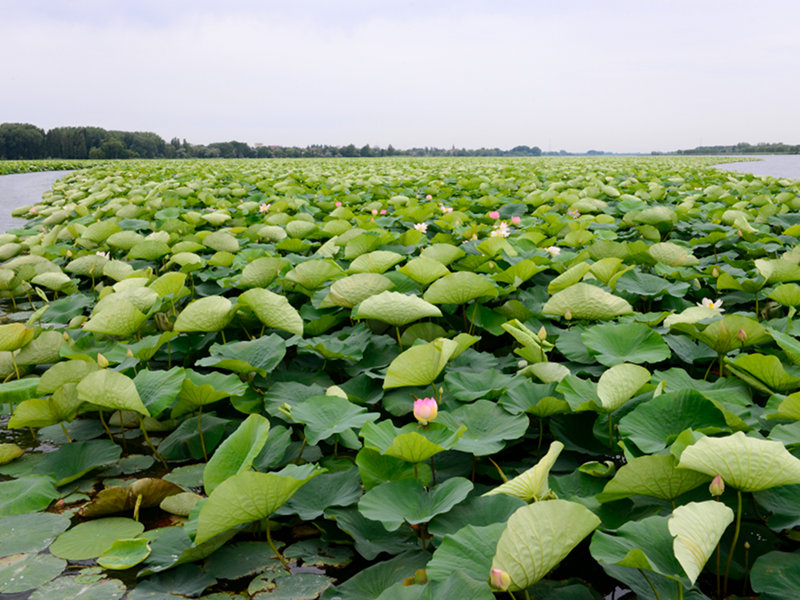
[50,517,144,560]
[750,551,800,600]
[0,512,70,557]
[0,476,59,516]
[437,400,529,456]
[0,552,65,594]
[97,538,151,570]
[32,440,121,486]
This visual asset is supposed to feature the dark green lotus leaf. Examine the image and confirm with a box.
[238,288,303,336]
[284,539,354,569]
[671,314,769,355]
[427,522,505,585]
[614,269,690,297]
[353,291,441,326]
[0,552,65,594]
[581,322,670,367]
[139,525,236,577]
[423,272,498,305]
[174,369,249,413]
[598,454,711,502]
[325,507,418,561]
[437,399,529,456]
[444,370,515,402]
[133,366,186,418]
[204,541,276,580]
[204,414,270,495]
[296,324,372,361]
[174,296,235,332]
[28,575,126,600]
[361,420,465,464]
[0,512,70,557]
[292,395,379,446]
[77,369,150,416]
[196,334,286,376]
[767,327,800,365]
[357,477,473,531]
[32,439,121,486]
[355,448,431,491]
[499,380,569,417]
[0,475,59,516]
[50,517,144,560]
[128,563,217,599]
[751,551,800,600]
[275,466,362,520]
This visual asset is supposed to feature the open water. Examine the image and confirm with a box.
[713,154,800,180]
[0,170,73,233]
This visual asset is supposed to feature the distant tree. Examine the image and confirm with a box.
[0,123,46,159]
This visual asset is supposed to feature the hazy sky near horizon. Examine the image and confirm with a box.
[3,0,799,153]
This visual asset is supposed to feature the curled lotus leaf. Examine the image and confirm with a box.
[542,283,633,320]
[420,243,466,266]
[82,296,147,337]
[65,254,108,277]
[0,323,34,352]
[30,271,74,292]
[598,454,711,502]
[383,338,458,389]
[239,257,288,289]
[77,369,150,416]
[127,240,170,261]
[484,441,563,501]
[174,296,235,333]
[202,231,240,253]
[596,363,650,412]
[648,242,699,266]
[285,259,343,289]
[14,331,66,366]
[398,257,450,285]
[755,258,800,284]
[668,500,733,585]
[353,291,441,326]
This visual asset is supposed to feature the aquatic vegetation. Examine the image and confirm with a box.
[0,155,800,598]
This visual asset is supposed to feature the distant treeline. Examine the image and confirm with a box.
[0,122,546,160]
[675,142,800,155]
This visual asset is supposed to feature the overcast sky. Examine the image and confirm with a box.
[2,0,799,153]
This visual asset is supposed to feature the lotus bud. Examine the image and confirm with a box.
[413,397,438,425]
[709,474,725,497]
[564,309,573,321]
[744,541,750,550]
[737,329,747,343]
[712,266,720,278]
[538,326,547,340]
[490,568,511,591]
[97,353,109,368]
[126,348,134,357]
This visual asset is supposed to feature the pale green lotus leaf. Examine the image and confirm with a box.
[159,492,203,516]
[672,314,770,355]
[491,500,601,591]
[0,323,34,351]
[238,288,303,336]
[106,230,144,250]
[596,363,650,412]
[589,257,624,284]
[348,250,405,274]
[755,258,800,284]
[257,225,287,242]
[201,211,232,226]
[202,231,239,253]
[83,296,147,337]
[169,252,204,268]
[30,271,74,292]
[82,219,120,243]
[598,454,711,502]
[174,296,234,332]
[285,220,317,239]
[649,242,699,266]
[77,370,150,416]
[203,414,270,495]
[663,306,721,328]
[633,206,677,227]
[14,331,65,366]
[771,391,800,420]
[484,441,563,502]
[0,243,23,261]
[398,257,450,285]
[50,517,144,560]
[239,257,288,289]
[96,538,151,570]
[285,259,343,289]
[526,362,571,383]
[769,283,800,307]
[195,466,322,544]
[383,338,458,389]
[38,360,100,394]
[678,431,800,491]
[420,243,465,266]
[423,272,498,305]
[0,443,23,465]
[501,319,549,363]
[148,271,187,297]
[324,274,394,309]
[668,501,734,584]
[353,291,441,326]
[65,254,108,277]
[102,260,135,282]
[127,240,170,261]
[547,262,592,293]
[728,353,800,392]
[97,287,158,314]
[542,283,633,320]
[8,385,83,429]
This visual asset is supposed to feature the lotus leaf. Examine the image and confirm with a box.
[398,256,450,285]
[0,512,70,557]
[484,441,563,501]
[238,288,303,336]
[83,296,147,337]
[203,231,239,253]
[598,454,711,502]
[383,337,458,388]
[423,272,498,304]
[354,291,441,326]
[324,273,394,308]
[0,552,65,594]
[581,322,670,367]
[668,500,733,584]
[239,256,288,288]
[0,323,34,351]
[438,400,529,455]
[292,395,379,446]
[97,538,151,570]
[50,517,144,560]
[203,414,270,494]
[174,295,234,332]
[596,363,650,412]
[77,369,150,416]
[285,258,342,289]
[542,282,633,320]
[196,334,286,376]
[360,420,465,464]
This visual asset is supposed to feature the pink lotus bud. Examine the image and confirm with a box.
[709,474,724,497]
[489,210,500,220]
[426,194,433,200]
[538,326,547,340]
[335,201,342,207]
[97,353,109,368]
[737,329,747,342]
[371,209,378,215]
[413,397,438,425]
[490,569,511,591]
[712,266,720,278]
[511,216,521,225]
[380,209,387,214]
[564,309,573,321]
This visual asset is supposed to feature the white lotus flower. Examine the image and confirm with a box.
[698,297,724,311]
[545,246,561,257]
[413,222,428,233]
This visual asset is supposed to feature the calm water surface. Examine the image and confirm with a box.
[714,155,800,180]
[0,170,73,233]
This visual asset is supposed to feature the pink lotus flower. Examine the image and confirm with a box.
[511,216,521,225]
[259,203,270,213]
[380,209,387,214]
[371,209,378,215]
[413,397,437,424]
[426,194,433,200]
[335,201,342,207]
[489,210,500,220]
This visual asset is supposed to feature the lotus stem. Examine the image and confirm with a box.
[220,329,227,344]
[98,409,115,443]
[395,326,402,350]
[265,518,291,573]
[754,292,759,320]
[537,417,544,453]
[524,590,532,600]
[639,569,661,600]
[59,421,72,443]
[430,454,436,486]
[295,434,307,464]
[608,413,614,452]
[468,302,478,336]
[10,354,20,380]
[723,489,743,597]
[703,358,715,381]
[197,406,208,462]
[133,493,143,522]
[716,542,721,600]
[138,415,168,470]
[119,410,128,456]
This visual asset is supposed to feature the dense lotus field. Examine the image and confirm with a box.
[0,160,97,176]
[2,156,800,600]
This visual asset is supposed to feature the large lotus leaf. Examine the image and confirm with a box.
[420,243,465,266]
[238,288,303,336]
[324,274,394,309]
[668,501,733,584]
[663,306,722,328]
[581,322,670,367]
[107,286,159,313]
[257,224,287,242]
[0,552,65,594]
[354,291,441,326]
[755,258,800,284]
[0,512,70,557]
[77,369,149,416]
[750,551,800,600]
[0,377,39,404]
[547,262,592,293]
[65,254,108,277]
[0,443,23,464]
[31,271,74,292]
[632,206,677,227]
[542,283,633,320]
[10,386,84,429]
[360,421,465,463]
[107,230,144,250]
[28,575,126,600]
[0,476,59,516]
[767,327,800,365]
[276,467,362,521]
[344,231,386,259]
[292,396,379,446]
[617,389,730,453]
[598,454,711,502]
[97,538,151,570]
[32,439,121,486]
[427,522,506,585]
[383,337,458,389]
[202,231,239,253]
[169,252,204,270]
[50,517,144,560]
[423,272,498,305]
[614,269,690,297]
[195,465,322,544]
[484,441,564,501]
[678,431,800,491]
[82,296,147,337]
[444,370,515,402]
[771,391,800,420]
[318,550,428,600]
[128,240,170,261]
[648,242,699,266]
[148,271,187,298]
[398,257,450,285]
[102,260,135,282]
[673,314,769,355]
[196,334,286,376]
[492,500,601,591]
[174,369,248,413]
[295,325,372,361]
[355,448,431,491]
[285,259,343,289]
[769,283,800,307]
[494,258,547,286]
[239,257,288,289]
[0,323,34,351]
[286,219,317,239]
[728,353,800,393]
[133,366,186,418]
[347,250,405,274]
[596,364,650,412]
[14,331,65,366]
[204,414,270,495]
[174,296,234,332]
[437,399,529,456]
[357,477,473,531]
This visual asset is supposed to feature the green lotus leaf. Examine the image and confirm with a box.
[195,465,322,544]
[444,369,514,402]
[174,296,234,332]
[632,206,677,227]
[147,271,186,298]
[614,269,690,297]
[581,322,670,367]
[97,538,151,570]
[0,476,60,517]
[238,288,303,336]
[663,306,722,328]
[324,273,394,309]
[65,254,108,277]
[353,291,441,326]
[500,380,569,417]
[344,231,387,259]
[768,327,800,365]
[383,337,458,389]
[204,414,270,494]
[77,369,150,416]
[32,439,121,486]
[128,240,170,261]
[0,552,65,594]
[348,250,405,274]
[201,211,232,226]
[160,492,203,516]
[770,391,800,420]
[133,366,185,418]
[14,331,65,366]
[648,242,698,266]
[523,362,570,384]
[727,353,800,393]
[50,517,144,560]
[0,323,34,351]
[102,260,135,281]
[0,443,23,465]
[398,257,450,285]
[494,258,547,286]
[285,259,343,289]
[28,575,125,600]
[755,258,800,284]
[436,400,529,456]
[492,500,601,591]
[276,467,363,521]
[196,334,286,376]
[501,319,549,363]
[285,219,317,239]
[30,271,74,292]
[8,384,83,429]
[678,431,800,491]
[547,262,592,293]
[423,272,498,305]
[239,256,288,289]
[589,257,625,285]
[292,396,379,446]
[484,441,563,501]
[360,420,465,464]
[420,243,465,266]
[83,296,147,337]
[425,522,506,585]
[598,454,711,502]
[202,231,239,253]
[596,363,650,412]
[672,314,769,355]
[257,224,287,242]
[769,283,800,307]
[357,477,473,531]
[107,230,145,250]
[0,377,40,403]
[542,282,633,320]
[668,500,733,584]
[750,551,800,600]
[0,512,70,557]
[173,369,248,412]
[169,251,204,269]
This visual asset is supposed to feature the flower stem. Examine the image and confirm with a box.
[723,489,743,597]
[639,569,661,600]
[265,518,291,572]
